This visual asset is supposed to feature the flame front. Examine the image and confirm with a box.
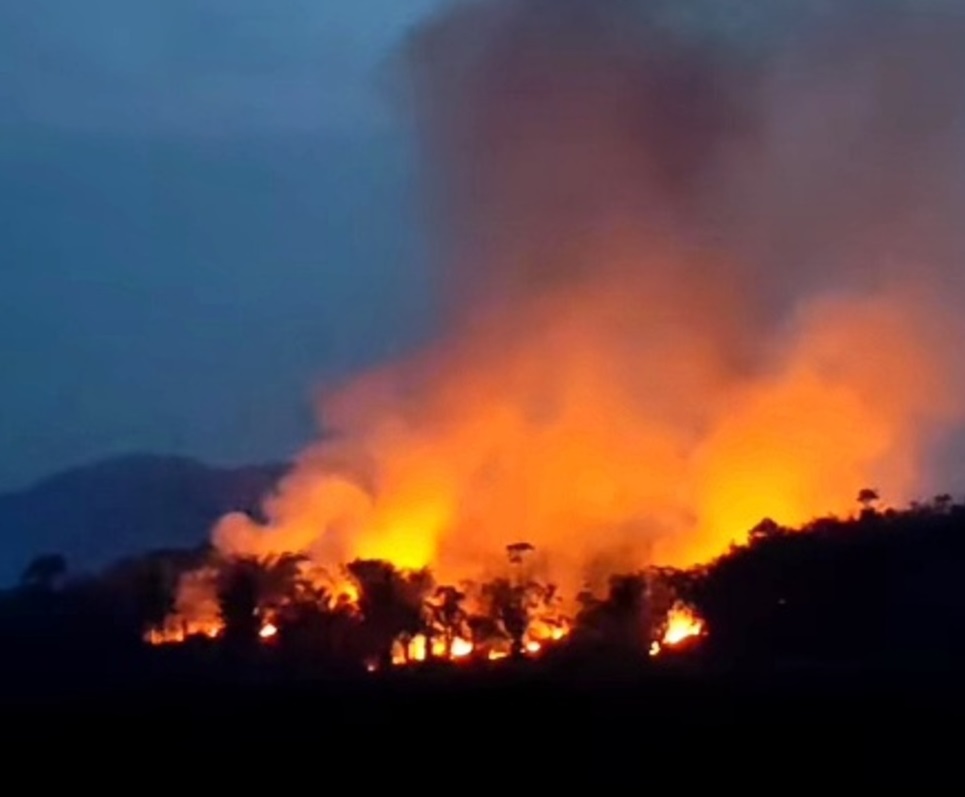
[146,589,700,669]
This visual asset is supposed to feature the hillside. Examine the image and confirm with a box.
[0,454,286,585]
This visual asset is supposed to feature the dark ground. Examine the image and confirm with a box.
[5,658,962,781]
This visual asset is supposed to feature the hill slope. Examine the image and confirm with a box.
[0,454,286,585]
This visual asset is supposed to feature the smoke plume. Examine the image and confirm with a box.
[214,0,965,595]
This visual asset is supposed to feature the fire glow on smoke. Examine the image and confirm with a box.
[153,1,965,656]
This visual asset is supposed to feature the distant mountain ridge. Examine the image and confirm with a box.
[0,454,288,586]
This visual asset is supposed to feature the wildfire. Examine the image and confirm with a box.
[387,622,570,667]
[663,604,705,645]
[451,637,474,658]
[145,620,222,645]
[650,602,705,657]
[146,618,285,646]
[202,0,965,598]
[143,0,965,675]
[391,634,476,664]
[143,565,716,671]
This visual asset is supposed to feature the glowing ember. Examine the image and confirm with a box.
[259,622,278,640]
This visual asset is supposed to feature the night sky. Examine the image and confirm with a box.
[0,0,954,492]
[0,1,445,490]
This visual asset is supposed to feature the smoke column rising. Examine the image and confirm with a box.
[214,0,965,594]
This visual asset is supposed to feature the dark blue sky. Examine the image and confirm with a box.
[0,0,945,492]
[0,0,446,490]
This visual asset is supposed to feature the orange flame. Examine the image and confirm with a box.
[144,619,222,645]
[391,633,478,665]
[650,602,705,657]
[663,603,705,645]
[386,622,569,668]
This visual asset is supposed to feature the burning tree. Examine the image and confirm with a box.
[426,585,469,659]
[473,542,563,658]
[347,560,433,669]
[215,553,308,649]
[482,578,529,657]
[481,577,561,657]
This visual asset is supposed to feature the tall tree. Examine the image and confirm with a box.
[429,585,469,658]
[347,560,432,669]
[217,557,262,651]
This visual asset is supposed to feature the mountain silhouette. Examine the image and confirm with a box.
[0,454,287,585]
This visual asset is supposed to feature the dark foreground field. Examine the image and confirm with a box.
[5,657,963,780]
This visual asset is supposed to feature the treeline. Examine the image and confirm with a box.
[682,492,965,665]
[1,491,964,697]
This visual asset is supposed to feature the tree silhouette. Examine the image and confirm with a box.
[482,576,552,657]
[857,488,880,516]
[133,558,176,634]
[429,585,469,658]
[274,585,366,671]
[255,553,310,615]
[217,558,262,651]
[507,542,535,565]
[347,560,432,668]
[483,578,526,656]
[574,573,649,654]
[608,574,648,652]
[749,518,784,543]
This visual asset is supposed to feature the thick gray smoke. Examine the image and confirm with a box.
[404,0,965,322]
